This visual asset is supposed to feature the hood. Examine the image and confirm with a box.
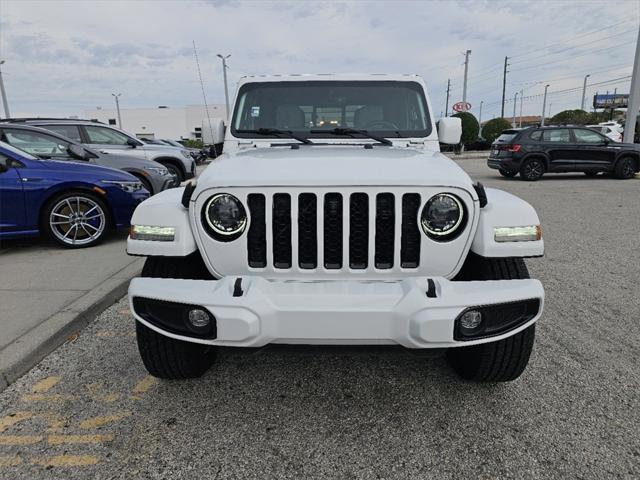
[93,151,162,170]
[42,159,139,181]
[196,146,474,191]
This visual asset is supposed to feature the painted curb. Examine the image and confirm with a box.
[0,259,144,392]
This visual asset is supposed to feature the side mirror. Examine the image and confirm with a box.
[0,163,8,173]
[437,117,462,145]
[127,138,139,148]
[67,144,89,160]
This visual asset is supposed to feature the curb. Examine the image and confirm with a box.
[0,259,144,392]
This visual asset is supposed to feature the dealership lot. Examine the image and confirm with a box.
[0,157,638,479]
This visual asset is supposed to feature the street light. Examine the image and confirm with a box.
[580,74,591,111]
[217,54,231,121]
[111,93,122,128]
[0,60,11,119]
[541,84,550,126]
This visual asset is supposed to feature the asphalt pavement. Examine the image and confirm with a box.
[0,158,638,479]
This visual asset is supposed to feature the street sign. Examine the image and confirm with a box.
[453,101,472,112]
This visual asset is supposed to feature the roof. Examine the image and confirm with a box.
[1,118,104,124]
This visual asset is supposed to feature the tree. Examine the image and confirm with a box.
[481,118,512,143]
[549,109,593,125]
[452,112,480,146]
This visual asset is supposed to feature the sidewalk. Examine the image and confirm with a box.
[0,231,143,390]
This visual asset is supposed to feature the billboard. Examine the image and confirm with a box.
[593,93,629,109]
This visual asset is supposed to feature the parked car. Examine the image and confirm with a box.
[3,119,196,182]
[586,124,622,143]
[127,73,545,383]
[0,124,177,194]
[0,141,148,248]
[488,126,639,180]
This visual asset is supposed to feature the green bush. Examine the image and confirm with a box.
[481,118,513,143]
[549,109,593,125]
[183,139,204,149]
[452,112,480,146]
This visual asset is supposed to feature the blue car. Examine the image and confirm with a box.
[0,141,149,248]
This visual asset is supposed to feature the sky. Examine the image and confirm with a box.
[0,0,639,121]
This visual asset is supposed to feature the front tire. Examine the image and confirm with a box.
[135,253,217,379]
[613,156,636,179]
[499,168,518,178]
[448,256,536,382]
[160,162,184,183]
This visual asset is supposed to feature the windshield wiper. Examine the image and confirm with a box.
[309,127,392,146]
[236,128,313,144]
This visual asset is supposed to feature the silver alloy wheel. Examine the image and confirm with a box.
[49,196,106,246]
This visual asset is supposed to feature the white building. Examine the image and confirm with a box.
[83,104,227,141]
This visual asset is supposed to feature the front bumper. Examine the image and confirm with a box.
[129,276,544,349]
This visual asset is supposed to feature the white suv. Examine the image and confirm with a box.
[127,74,544,383]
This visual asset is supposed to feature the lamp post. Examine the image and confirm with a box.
[580,74,590,111]
[541,84,550,126]
[512,91,518,127]
[519,89,524,127]
[217,54,231,120]
[0,60,11,119]
[111,93,122,128]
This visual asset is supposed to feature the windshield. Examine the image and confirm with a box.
[232,81,431,139]
[495,131,519,143]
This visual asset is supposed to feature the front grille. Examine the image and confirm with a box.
[247,192,422,270]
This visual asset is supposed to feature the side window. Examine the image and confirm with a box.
[529,130,542,141]
[41,124,83,142]
[542,129,571,143]
[83,125,130,145]
[574,129,605,143]
[2,129,70,156]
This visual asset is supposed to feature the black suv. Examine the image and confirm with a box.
[487,126,639,181]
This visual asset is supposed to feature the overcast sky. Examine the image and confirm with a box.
[0,0,638,121]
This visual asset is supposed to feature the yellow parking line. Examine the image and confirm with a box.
[79,412,132,429]
[0,411,33,433]
[32,455,100,467]
[31,376,62,393]
[48,434,114,445]
[0,455,22,467]
[130,375,156,399]
[0,435,43,445]
[21,394,75,402]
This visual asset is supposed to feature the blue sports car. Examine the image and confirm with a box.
[0,141,149,248]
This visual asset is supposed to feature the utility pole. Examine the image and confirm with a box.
[541,84,550,126]
[445,79,451,116]
[111,93,122,128]
[624,24,640,143]
[580,74,590,111]
[478,100,483,125]
[519,89,524,127]
[217,54,231,121]
[0,60,11,118]
[462,50,471,109]
[512,91,518,127]
[501,56,509,118]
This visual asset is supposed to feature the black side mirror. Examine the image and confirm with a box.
[0,163,8,173]
[67,144,89,160]
[127,138,139,148]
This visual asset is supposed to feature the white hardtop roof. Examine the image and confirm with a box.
[237,73,424,83]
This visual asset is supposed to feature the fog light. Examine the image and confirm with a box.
[187,308,210,328]
[460,310,482,330]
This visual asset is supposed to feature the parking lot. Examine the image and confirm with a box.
[0,157,637,479]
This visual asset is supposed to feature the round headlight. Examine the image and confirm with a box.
[421,193,465,239]
[202,193,247,240]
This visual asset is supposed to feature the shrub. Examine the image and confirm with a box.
[481,118,513,143]
[452,112,480,146]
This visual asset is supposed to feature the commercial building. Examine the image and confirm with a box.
[84,104,226,141]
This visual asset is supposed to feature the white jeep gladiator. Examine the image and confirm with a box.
[127,74,544,383]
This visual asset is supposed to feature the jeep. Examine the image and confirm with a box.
[127,74,544,383]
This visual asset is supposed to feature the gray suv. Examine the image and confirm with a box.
[8,119,196,182]
[0,124,177,194]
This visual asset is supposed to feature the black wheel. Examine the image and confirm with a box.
[136,175,154,194]
[42,191,110,248]
[136,253,216,379]
[584,171,599,177]
[499,168,518,178]
[160,162,184,183]
[613,156,636,179]
[448,255,536,382]
[519,157,544,181]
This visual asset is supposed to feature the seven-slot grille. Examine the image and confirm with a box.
[247,192,422,270]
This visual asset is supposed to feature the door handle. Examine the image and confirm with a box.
[21,177,43,182]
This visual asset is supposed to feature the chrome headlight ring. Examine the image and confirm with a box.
[201,193,247,241]
[420,193,466,241]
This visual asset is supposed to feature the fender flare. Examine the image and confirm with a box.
[471,187,544,258]
[521,152,550,171]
